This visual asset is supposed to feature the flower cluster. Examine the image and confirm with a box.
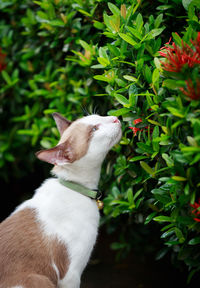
[159,33,200,73]
[0,48,6,72]
[190,199,200,222]
[129,118,151,136]
[159,32,200,101]
[129,118,143,136]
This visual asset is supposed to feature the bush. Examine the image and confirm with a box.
[1,0,200,282]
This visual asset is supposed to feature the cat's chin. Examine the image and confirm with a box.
[109,128,122,148]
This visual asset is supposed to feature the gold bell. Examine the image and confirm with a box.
[96,200,104,210]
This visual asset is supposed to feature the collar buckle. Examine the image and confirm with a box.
[94,189,102,200]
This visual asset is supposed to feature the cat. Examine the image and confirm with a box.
[0,113,122,288]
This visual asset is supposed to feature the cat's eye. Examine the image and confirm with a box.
[92,125,98,132]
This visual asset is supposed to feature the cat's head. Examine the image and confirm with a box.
[36,113,122,166]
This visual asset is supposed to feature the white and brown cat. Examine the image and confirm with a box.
[0,113,122,288]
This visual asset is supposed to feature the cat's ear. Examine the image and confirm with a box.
[52,113,72,136]
[35,142,75,165]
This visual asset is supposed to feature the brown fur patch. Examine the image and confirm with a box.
[0,208,69,288]
[36,122,93,165]
[58,122,93,163]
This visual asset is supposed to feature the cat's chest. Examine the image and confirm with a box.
[19,178,100,242]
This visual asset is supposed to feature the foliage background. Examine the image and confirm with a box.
[0,0,200,284]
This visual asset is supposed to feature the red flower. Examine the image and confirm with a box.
[129,126,141,136]
[129,118,143,136]
[133,118,142,125]
[159,33,200,73]
[129,118,151,136]
[180,79,200,100]
[0,48,6,72]
[190,199,200,222]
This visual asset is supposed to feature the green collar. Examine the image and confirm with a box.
[58,178,102,200]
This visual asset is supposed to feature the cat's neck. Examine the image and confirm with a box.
[52,162,102,190]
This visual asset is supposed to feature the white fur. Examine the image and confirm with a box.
[14,115,122,288]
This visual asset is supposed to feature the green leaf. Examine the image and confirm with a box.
[108,108,131,116]
[156,5,173,11]
[182,0,193,10]
[119,33,137,47]
[129,156,149,162]
[166,107,185,118]
[148,119,161,126]
[190,153,200,165]
[172,32,182,46]
[5,153,15,162]
[97,57,110,67]
[114,94,129,105]
[152,68,160,84]
[181,147,200,152]
[79,40,91,51]
[162,153,174,167]
[111,242,126,250]
[187,136,197,146]
[144,65,152,84]
[153,216,173,222]
[93,75,111,83]
[40,139,52,149]
[135,13,144,32]
[161,227,175,238]
[108,2,120,15]
[99,47,109,60]
[145,212,157,224]
[49,20,65,27]
[127,188,134,205]
[133,188,143,201]
[127,26,142,40]
[103,12,114,31]
[163,79,184,89]
[140,161,155,176]
[93,21,105,30]
[152,125,159,138]
[142,28,165,42]
[171,176,187,181]
[175,228,185,243]
[123,75,138,82]
[1,71,12,85]
[137,143,154,154]
[188,237,200,245]
[77,9,91,17]
[154,13,163,28]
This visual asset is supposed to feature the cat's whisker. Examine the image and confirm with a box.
[80,105,90,116]
[92,105,99,115]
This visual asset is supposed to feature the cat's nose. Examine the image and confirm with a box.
[112,117,120,124]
